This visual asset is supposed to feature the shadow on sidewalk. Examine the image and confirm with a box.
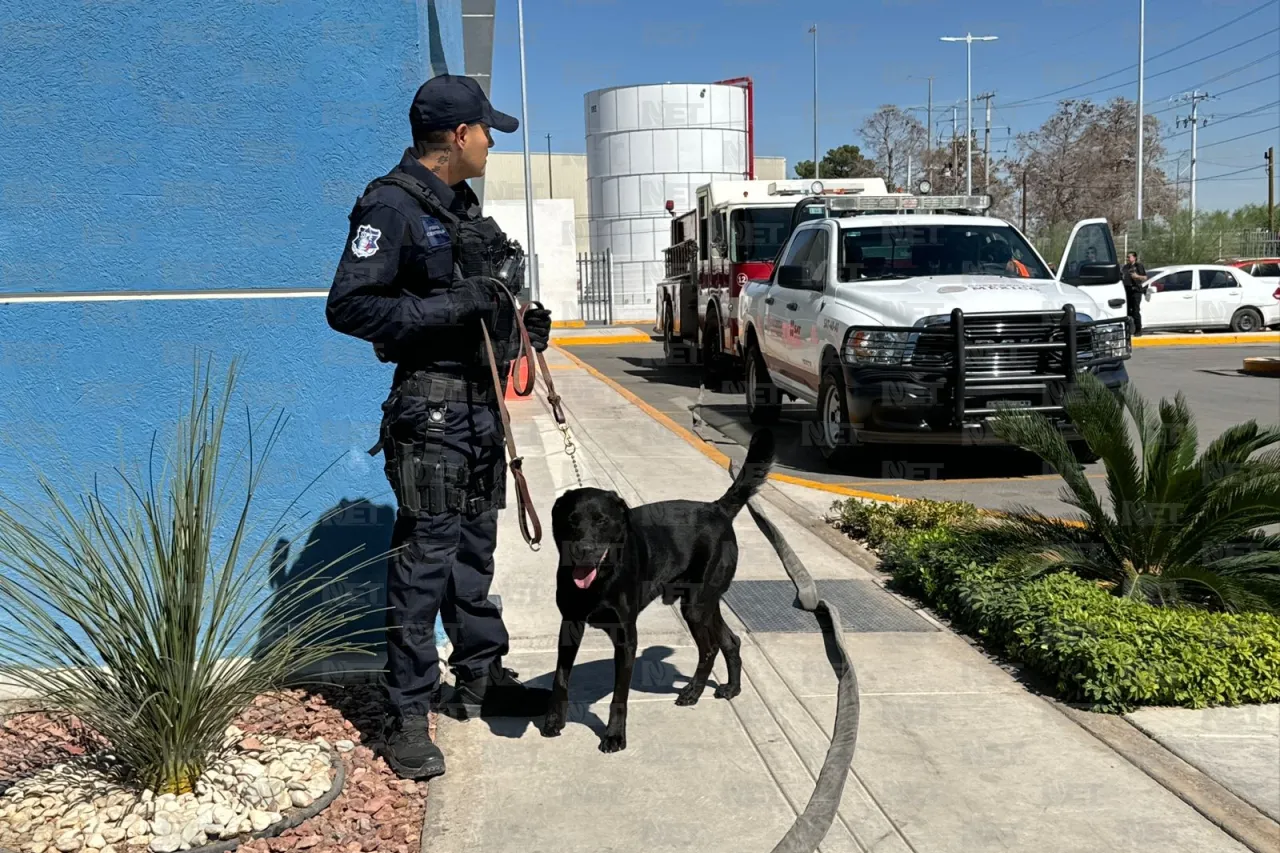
[482,645,703,739]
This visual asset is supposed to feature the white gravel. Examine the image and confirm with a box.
[0,727,334,853]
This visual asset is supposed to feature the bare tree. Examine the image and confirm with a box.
[859,105,925,191]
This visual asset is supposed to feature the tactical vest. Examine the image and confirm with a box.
[352,170,520,369]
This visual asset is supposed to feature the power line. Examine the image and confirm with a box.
[1148,52,1280,114]
[1201,165,1264,180]
[1000,0,1279,108]
[1166,100,1280,141]
[1198,124,1280,150]
[1002,27,1279,110]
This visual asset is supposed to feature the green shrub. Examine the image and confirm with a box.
[829,497,981,552]
[0,361,378,793]
[877,523,1280,711]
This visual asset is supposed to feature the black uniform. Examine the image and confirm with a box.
[1123,259,1147,336]
[327,151,519,717]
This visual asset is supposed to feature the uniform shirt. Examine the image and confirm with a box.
[326,151,484,372]
[1122,261,1147,291]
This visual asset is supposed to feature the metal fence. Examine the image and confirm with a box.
[577,249,613,326]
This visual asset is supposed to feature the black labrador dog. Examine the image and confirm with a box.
[541,428,775,752]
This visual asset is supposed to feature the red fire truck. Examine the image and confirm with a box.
[654,177,890,388]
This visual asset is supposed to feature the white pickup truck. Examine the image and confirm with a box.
[736,191,1134,463]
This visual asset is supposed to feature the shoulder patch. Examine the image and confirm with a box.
[351,224,381,258]
[421,216,452,249]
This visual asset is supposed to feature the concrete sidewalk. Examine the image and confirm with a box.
[422,346,1259,853]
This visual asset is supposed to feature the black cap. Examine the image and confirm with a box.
[409,74,519,137]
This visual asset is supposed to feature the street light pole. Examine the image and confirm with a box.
[810,23,819,179]
[517,0,538,300]
[940,33,998,196]
[1136,0,1145,225]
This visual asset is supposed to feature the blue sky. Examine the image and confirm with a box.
[486,0,1280,214]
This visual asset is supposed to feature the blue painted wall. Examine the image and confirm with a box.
[0,0,471,662]
[0,0,464,293]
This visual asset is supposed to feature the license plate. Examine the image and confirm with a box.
[987,399,1032,410]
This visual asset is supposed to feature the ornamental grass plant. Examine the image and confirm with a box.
[0,361,378,795]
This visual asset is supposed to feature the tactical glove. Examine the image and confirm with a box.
[524,307,552,352]
[452,276,500,327]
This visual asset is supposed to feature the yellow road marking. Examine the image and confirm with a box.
[553,333,653,347]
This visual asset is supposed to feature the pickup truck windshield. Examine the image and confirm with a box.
[731,208,795,263]
[839,224,1051,281]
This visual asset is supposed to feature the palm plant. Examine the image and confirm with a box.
[988,371,1280,612]
[0,360,379,794]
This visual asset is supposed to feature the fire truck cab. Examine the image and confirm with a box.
[655,177,890,387]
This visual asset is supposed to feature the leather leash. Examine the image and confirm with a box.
[480,282,570,551]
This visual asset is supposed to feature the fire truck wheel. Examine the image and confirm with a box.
[701,317,725,392]
[817,367,857,466]
[745,342,782,425]
[663,303,693,367]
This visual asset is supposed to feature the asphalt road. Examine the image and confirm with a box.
[567,339,1280,517]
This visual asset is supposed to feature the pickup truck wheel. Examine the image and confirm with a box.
[745,344,782,425]
[1230,307,1263,333]
[663,304,692,367]
[1070,441,1100,464]
[818,367,857,466]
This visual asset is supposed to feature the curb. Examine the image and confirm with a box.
[552,333,653,347]
[1133,332,1280,347]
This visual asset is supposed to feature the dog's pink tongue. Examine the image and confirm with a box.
[572,566,597,589]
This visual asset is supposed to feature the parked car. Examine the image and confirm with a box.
[1141,264,1280,332]
[1224,257,1280,279]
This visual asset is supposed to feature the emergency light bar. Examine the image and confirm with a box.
[767,180,868,196]
[827,194,991,212]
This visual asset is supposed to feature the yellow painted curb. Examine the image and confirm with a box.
[554,333,654,347]
[1133,332,1280,347]
[1242,356,1280,377]
[551,319,587,329]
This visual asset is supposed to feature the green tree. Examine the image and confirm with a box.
[794,145,879,180]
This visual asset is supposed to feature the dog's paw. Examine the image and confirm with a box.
[540,714,566,738]
[714,682,741,700]
[674,685,703,706]
[598,730,627,753]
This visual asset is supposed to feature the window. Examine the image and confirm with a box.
[837,224,1052,282]
[802,229,829,287]
[1200,269,1237,289]
[730,208,794,263]
[698,196,708,261]
[1061,223,1117,286]
[1154,270,1194,292]
[777,228,819,281]
[1253,263,1280,277]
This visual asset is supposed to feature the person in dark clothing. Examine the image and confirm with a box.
[1121,251,1148,336]
[326,74,553,782]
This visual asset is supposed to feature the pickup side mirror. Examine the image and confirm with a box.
[776,265,806,288]
[1071,262,1122,286]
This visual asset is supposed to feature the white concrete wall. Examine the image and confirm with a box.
[485,198,580,322]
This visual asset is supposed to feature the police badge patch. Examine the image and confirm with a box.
[351,224,382,258]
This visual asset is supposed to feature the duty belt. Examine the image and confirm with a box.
[396,371,497,404]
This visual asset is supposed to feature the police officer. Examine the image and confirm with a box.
[326,74,553,782]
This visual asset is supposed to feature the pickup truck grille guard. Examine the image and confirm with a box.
[846,306,1130,427]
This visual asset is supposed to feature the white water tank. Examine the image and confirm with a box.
[585,83,748,318]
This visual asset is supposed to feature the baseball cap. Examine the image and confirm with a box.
[409,74,519,136]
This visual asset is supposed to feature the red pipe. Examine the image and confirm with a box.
[715,76,754,179]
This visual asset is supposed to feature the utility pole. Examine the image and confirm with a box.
[940,32,998,196]
[1267,147,1276,234]
[545,133,553,198]
[1021,168,1028,232]
[926,76,933,186]
[1175,90,1212,241]
[950,106,959,193]
[516,0,538,300]
[810,24,819,180]
[975,92,994,194]
[1136,0,1146,225]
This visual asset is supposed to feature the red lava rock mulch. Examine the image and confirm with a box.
[0,685,436,853]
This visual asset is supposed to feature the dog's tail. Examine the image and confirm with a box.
[716,428,775,517]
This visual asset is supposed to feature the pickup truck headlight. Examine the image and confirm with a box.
[843,329,909,365]
[1090,320,1131,360]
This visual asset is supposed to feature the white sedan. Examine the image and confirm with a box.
[1141,264,1280,333]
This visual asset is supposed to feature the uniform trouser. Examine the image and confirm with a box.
[379,390,510,717]
[1126,289,1144,336]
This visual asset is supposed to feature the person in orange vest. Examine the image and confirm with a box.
[984,240,1031,277]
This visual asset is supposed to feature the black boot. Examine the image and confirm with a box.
[379,714,445,781]
[443,659,552,719]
